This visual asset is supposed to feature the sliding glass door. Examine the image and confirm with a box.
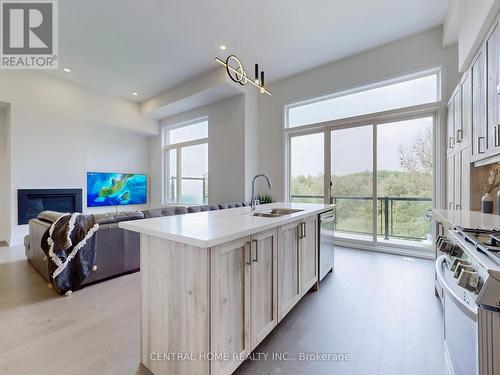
[289,114,434,250]
[331,125,374,241]
[376,117,433,247]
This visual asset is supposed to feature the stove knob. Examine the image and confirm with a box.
[450,246,464,258]
[451,258,471,272]
[467,272,481,293]
[457,270,481,293]
[439,240,455,254]
[457,269,471,288]
[436,235,445,247]
[454,264,474,279]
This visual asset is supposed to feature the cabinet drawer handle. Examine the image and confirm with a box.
[456,129,463,142]
[298,222,304,239]
[245,241,252,265]
[478,136,485,154]
[449,202,453,210]
[449,137,454,148]
[303,222,306,238]
[497,126,500,147]
[456,204,461,210]
[252,239,258,262]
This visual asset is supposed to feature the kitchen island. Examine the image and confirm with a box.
[120,202,334,375]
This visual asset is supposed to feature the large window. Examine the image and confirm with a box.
[286,71,439,128]
[290,133,324,203]
[163,119,208,204]
[287,70,439,250]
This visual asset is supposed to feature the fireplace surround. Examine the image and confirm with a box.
[17,189,83,225]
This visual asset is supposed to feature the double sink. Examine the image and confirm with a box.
[251,208,304,218]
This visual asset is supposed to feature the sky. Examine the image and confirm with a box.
[288,74,438,128]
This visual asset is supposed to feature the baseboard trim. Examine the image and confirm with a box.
[334,240,435,260]
[77,268,141,290]
[8,236,24,246]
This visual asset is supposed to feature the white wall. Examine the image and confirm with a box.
[243,88,261,199]
[0,71,158,244]
[257,27,460,205]
[0,106,10,242]
[150,95,247,207]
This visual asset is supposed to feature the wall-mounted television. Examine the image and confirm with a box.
[87,172,147,207]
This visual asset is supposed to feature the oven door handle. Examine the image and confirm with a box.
[435,255,478,321]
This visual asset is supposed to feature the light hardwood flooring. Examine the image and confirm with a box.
[0,245,445,375]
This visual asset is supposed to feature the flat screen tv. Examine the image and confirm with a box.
[87,172,147,207]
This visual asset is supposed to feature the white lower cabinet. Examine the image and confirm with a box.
[210,215,320,374]
[447,155,455,210]
[446,146,470,212]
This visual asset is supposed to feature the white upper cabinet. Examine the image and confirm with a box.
[486,21,500,153]
[471,49,487,159]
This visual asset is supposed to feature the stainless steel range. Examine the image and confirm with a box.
[436,228,500,375]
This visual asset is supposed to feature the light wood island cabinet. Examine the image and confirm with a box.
[210,237,251,375]
[249,228,278,349]
[301,215,319,294]
[277,221,301,321]
[120,203,334,375]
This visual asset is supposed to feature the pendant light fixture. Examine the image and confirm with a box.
[215,0,271,96]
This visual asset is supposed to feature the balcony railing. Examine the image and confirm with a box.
[291,194,432,241]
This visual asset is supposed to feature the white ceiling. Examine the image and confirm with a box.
[50,0,449,102]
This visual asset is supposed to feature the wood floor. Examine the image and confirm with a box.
[0,245,445,375]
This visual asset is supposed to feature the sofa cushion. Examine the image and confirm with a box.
[93,211,144,225]
[218,202,248,209]
[38,210,66,224]
[143,206,188,218]
[187,205,219,213]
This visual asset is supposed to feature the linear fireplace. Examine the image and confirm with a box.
[17,189,83,225]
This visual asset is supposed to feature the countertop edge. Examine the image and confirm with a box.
[119,205,334,248]
[430,210,452,227]
[431,208,500,230]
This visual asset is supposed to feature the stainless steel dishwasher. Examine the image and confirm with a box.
[319,209,335,281]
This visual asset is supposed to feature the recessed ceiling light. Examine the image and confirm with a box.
[220,45,227,51]
[132,92,139,96]
[63,67,71,73]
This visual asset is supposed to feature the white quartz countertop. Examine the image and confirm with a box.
[119,202,335,248]
[432,209,500,230]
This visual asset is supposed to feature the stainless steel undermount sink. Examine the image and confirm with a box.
[269,208,303,215]
[251,208,304,218]
[253,212,283,218]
